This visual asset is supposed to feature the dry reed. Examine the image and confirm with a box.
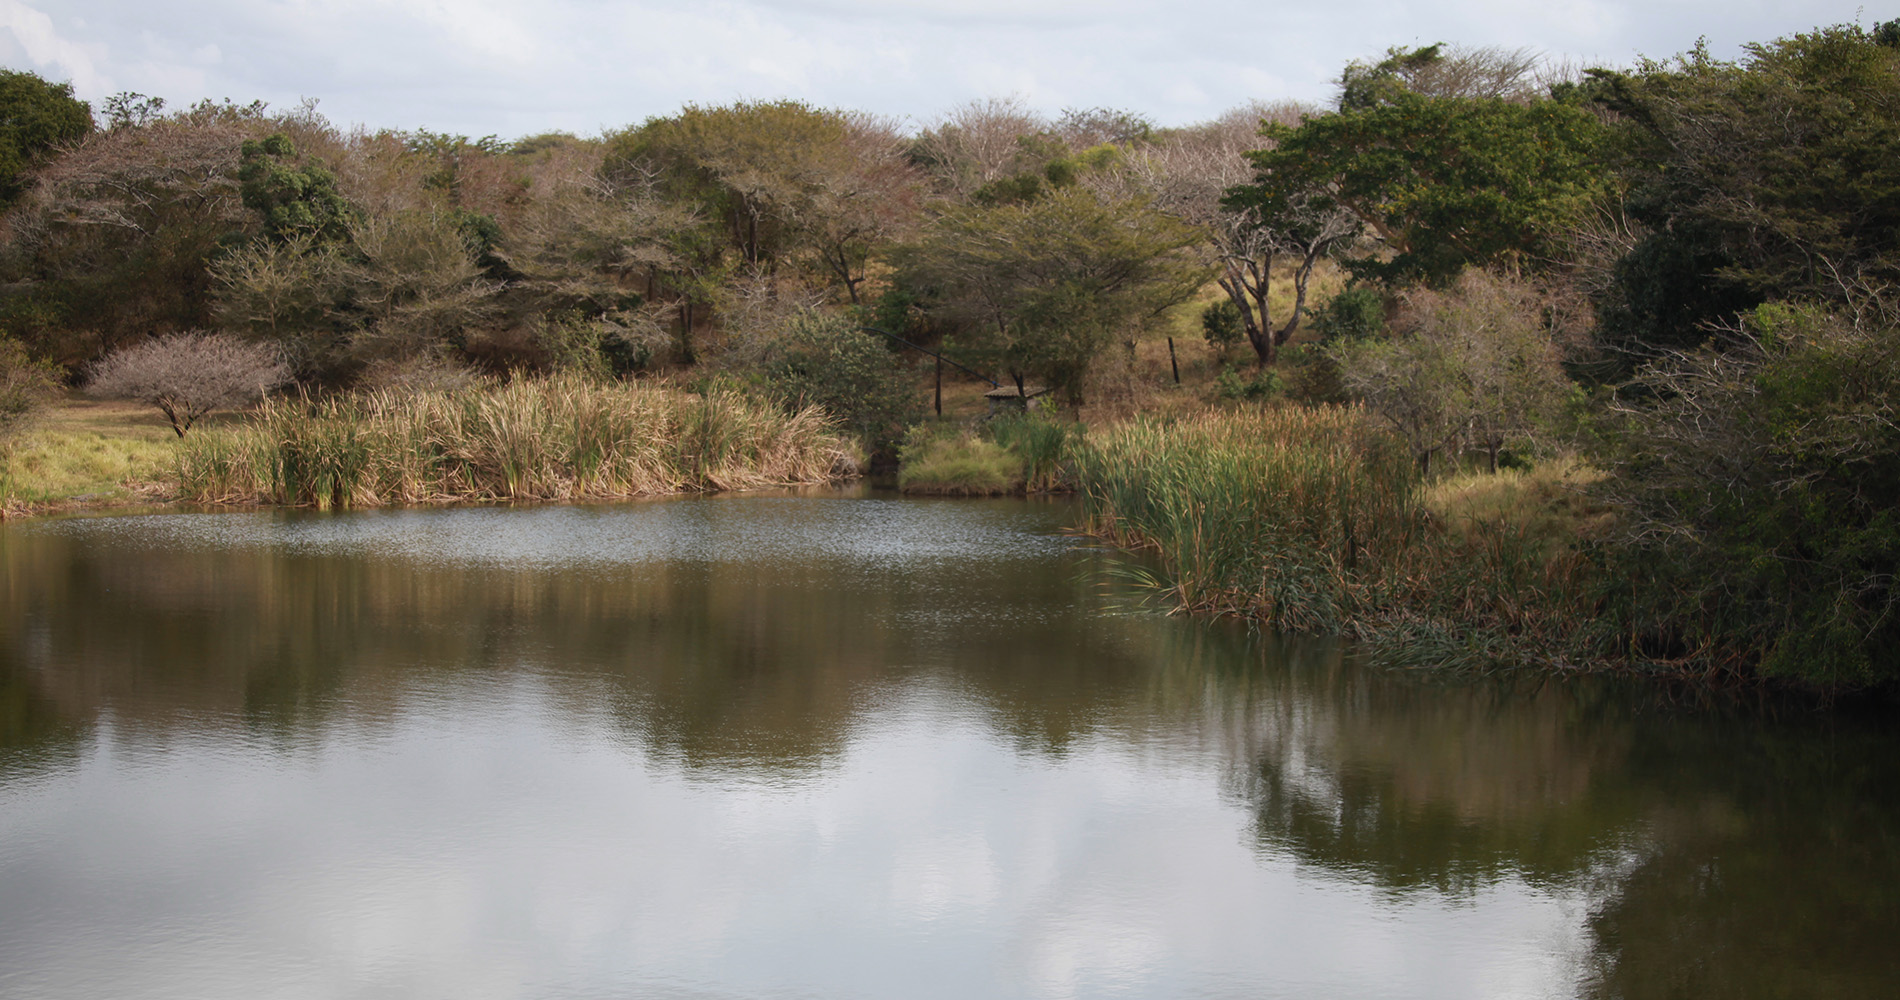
[174,376,855,509]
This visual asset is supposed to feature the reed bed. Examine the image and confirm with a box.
[1072,406,1606,668]
[1073,406,1420,631]
[174,377,855,508]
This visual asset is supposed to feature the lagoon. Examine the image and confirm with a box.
[2,493,1896,998]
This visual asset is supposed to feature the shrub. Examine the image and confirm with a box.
[1201,300,1244,357]
[762,311,921,456]
[1213,364,1284,401]
[86,331,291,436]
[1601,304,1900,686]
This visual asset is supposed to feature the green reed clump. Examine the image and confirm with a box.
[988,411,1075,493]
[1073,406,1611,669]
[174,376,853,508]
[1073,406,1421,631]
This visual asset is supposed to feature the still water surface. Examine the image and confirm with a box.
[2,492,1897,999]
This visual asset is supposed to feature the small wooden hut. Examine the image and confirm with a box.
[983,385,1051,414]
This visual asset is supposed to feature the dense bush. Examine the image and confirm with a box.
[761,312,921,455]
[1603,305,1900,685]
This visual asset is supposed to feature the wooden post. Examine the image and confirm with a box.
[1167,336,1180,384]
[934,354,943,416]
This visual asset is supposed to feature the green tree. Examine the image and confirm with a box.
[1589,24,1900,359]
[761,311,921,454]
[1602,304,1900,685]
[900,187,1207,402]
[1242,47,1608,287]
[0,69,92,208]
[604,100,905,280]
[238,133,356,244]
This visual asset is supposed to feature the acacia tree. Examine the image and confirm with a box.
[1097,103,1357,367]
[908,97,1046,198]
[87,331,290,436]
[0,111,264,363]
[803,113,923,305]
[901,186,1207,403]
[1141,103,1357,367]
[606,100,862,270]
[1242,46,1609,288]
[499,169,690,369]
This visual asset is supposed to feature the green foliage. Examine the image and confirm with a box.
[238,134,356,244]
[604,100,850,266]
[761,312,921,454]
[1241,61,1608,286]
[1308,286,1387,342]
[101,91,166,130]
[899,186,1207,402]
[897,425,1019,495]
[1589,24,1900,359]
[0,69,92,207]
[1603,305,1900,685]
[987,409,1074,492]
[1200,300,1243,353]
[1213,364,1284,401]
[1073,408,1421,629]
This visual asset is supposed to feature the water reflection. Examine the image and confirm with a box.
[2,496,1897,998]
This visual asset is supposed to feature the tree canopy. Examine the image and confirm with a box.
[0,70,92,208]
[1238,46,1608,287]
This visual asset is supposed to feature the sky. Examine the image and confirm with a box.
[0,0,1877,139]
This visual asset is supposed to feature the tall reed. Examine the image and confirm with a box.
[175,376,854,508]
[1073,406,1419,631]
[1072,406,1606,669]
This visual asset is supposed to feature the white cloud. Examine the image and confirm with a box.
[1,0,1876,137]
[0,0,111,94]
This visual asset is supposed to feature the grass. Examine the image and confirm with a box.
[174,376,856,509]
[0,393,202,513]
[1072,405,1420,631]
[897,427,1020,495]
[896,411,1079,496]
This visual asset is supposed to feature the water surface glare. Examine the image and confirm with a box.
[3,495,1897,998]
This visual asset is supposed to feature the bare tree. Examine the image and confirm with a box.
[800,112,924,304]
[87,331,290,436]
[910,97,1046,197]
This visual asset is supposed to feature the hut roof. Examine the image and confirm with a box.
[982,385,1051,399]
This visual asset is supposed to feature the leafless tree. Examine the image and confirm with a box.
[910,97,1046,197]
[87,331,290,436]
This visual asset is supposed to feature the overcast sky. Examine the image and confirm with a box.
[0,0,1875,139]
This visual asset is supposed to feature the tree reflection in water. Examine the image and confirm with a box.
[2,499,1898,997]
